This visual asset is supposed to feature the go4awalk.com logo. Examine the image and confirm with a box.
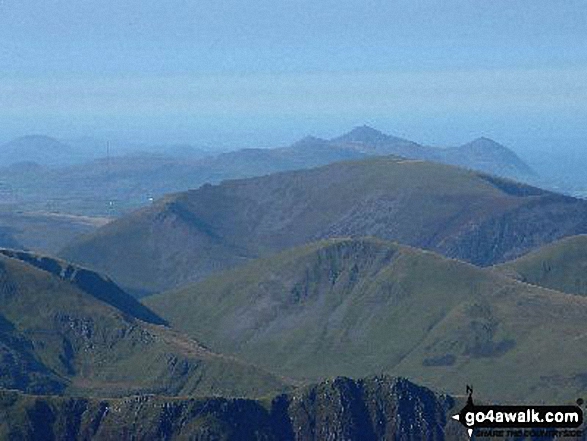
[452,386,584,439]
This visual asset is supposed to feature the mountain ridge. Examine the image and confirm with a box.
[329,126,534,179]
[0,248,166,325]
[2,127,534,218]
[0,251,286,398]
[144,237,587,402]
[0,376,465,440]
[62,156,587,294]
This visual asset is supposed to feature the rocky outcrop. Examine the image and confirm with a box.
[0,376,466,441]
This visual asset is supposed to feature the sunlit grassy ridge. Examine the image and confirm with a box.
[146,237,587,402]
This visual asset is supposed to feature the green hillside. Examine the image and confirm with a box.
[0,252,285,398]
[0,249,166,325]
[63,156,587,295]
[146,238,587,402]
[496,234,587,296]
[0,376,466,441]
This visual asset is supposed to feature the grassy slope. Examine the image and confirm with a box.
[146,238,587,402]
[0,248,167,326]
[496,235,587,296]
[0,253,285,398]
[62,157,587,294]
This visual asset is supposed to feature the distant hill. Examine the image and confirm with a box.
[330,126,436,159]
[1,127,534,217]
[63,156,587,295]
[145,238,587,402]
[441,137,535,179]
[330,126,535,180]
[0,146,365,217]
[0,251,285,397]
[0,376,465,440]
[496,235,587,296]
[334,125,404,144]
[0,136,76,166]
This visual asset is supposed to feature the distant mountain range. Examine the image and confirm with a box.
[327,126,535,180]
[145,237,587,402]
[0,127,535,217]
[0,135,214,167]
[62,155,587,295]
[0,249,284,398]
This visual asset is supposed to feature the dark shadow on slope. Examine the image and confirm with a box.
[0,249,167,326]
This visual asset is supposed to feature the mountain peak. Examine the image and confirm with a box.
[465,137,507,150]
[333,125,390,144]
[454,137,535,176]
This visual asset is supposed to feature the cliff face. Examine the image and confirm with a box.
[283,377,458,441]
[0,376,467,441]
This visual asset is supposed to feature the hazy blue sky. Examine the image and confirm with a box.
[0,0,585,151]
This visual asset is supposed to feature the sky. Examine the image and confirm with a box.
[0,0,586,152]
